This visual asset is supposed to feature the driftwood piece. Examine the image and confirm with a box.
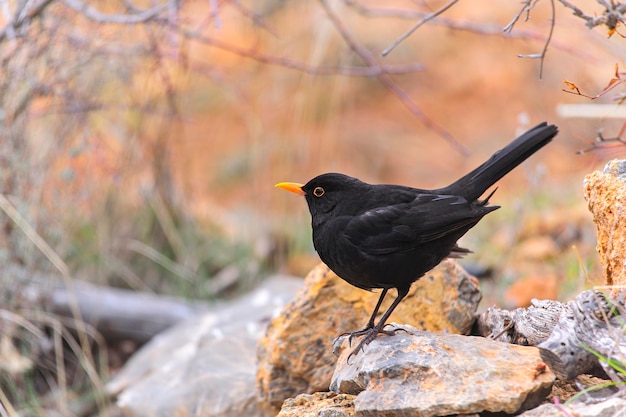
[539,290,626,381]
[20,280,212,344]
[475,290,626,381]
[476,299,565,346]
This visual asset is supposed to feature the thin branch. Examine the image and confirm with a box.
[517,0,555,78]
[209,0,222,29]
[320,0,468,154]
[576,122,626,154]
[503,0,540,33]
[503,0,555,79]
[230,0,279,37]
[61,0,172,24]
[0,0,54,42]
[558,0,626,31]
[163,20,426,76]
[381,0,460,57]
[344,0,591,60]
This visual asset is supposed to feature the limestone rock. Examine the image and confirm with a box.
[256,260,481,408]
[105,275,302,417]
[520,397,626,417]
[583,159,626,288]
[331,325,554,417]
[276,392,355,417]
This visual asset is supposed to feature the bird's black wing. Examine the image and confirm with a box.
[342,193,495,256]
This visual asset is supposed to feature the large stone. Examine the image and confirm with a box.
[256,260,481,408]
[583,159,626,288]
[331,325,554,417]
[105,275,302,417]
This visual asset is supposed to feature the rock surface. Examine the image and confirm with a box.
[330,325,554,417]
[256,260,481,408]
[276,392,355,417]
[105,275,302,417]
[583,158,626,288]
[520,397,626,417]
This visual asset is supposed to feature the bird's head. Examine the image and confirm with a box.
[275,173,367,219]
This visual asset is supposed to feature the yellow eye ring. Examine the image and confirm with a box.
[313,187,325,197]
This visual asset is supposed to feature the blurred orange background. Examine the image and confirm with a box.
[24,0,626,300]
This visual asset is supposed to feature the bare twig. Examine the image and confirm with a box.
[558,0,626,32]
[503,0,540,33]
[381,0,459,57]
[163,21,426,76]
[576,122,626,155]
[209,0,222,28]
[0,0,55,42]
[320,0,468,154]
[563,64,626,100]
[230,0,279,37]
[520,0,555,78]
[344,0,592,59]
[505,0,555,78]
[61,0,172,24]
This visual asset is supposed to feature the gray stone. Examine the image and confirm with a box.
[520,397,626,417]
[106,275,302,417]
[331,325,555,417]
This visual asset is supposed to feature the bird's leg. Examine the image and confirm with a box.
[347,285,410,362]
[336,288,389,345]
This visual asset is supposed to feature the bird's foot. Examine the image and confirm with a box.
[334,326,373,347]
[344,324,407,364]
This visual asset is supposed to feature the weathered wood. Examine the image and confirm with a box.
[539,290,626,381]
[25,280,212,343]
[475,299,564,346]
[475,290,626,381]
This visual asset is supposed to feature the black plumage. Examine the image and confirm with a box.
[276,122,558,359]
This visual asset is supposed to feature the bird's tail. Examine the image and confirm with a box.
[439,122,558,201]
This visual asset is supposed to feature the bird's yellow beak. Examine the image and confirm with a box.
[275,182,306,195]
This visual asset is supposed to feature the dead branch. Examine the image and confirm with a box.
[558,0,626,33]
[319,0,469,155]
[476,290,626,381]
[61,0,173,24]
[164,24,426,77]
[381,0,460,57]
[16,278,212,343]
[503,0,555,78]
[576,122,626,154]
[344,0,592,60]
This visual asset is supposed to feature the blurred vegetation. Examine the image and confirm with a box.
[0,0,625,415]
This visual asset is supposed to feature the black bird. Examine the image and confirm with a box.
[276,122,558,359]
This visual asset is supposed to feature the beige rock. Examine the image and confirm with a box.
[276,392,355,417]
[583,159,626,288]
[256,260,481,408]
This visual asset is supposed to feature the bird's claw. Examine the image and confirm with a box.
[382,323,409,335]
[334,325,375,347]
[344,325,407,364]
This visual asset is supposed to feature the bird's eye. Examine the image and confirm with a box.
[313,186,325,197]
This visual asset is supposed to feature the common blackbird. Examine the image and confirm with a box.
[276,122,558,359]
